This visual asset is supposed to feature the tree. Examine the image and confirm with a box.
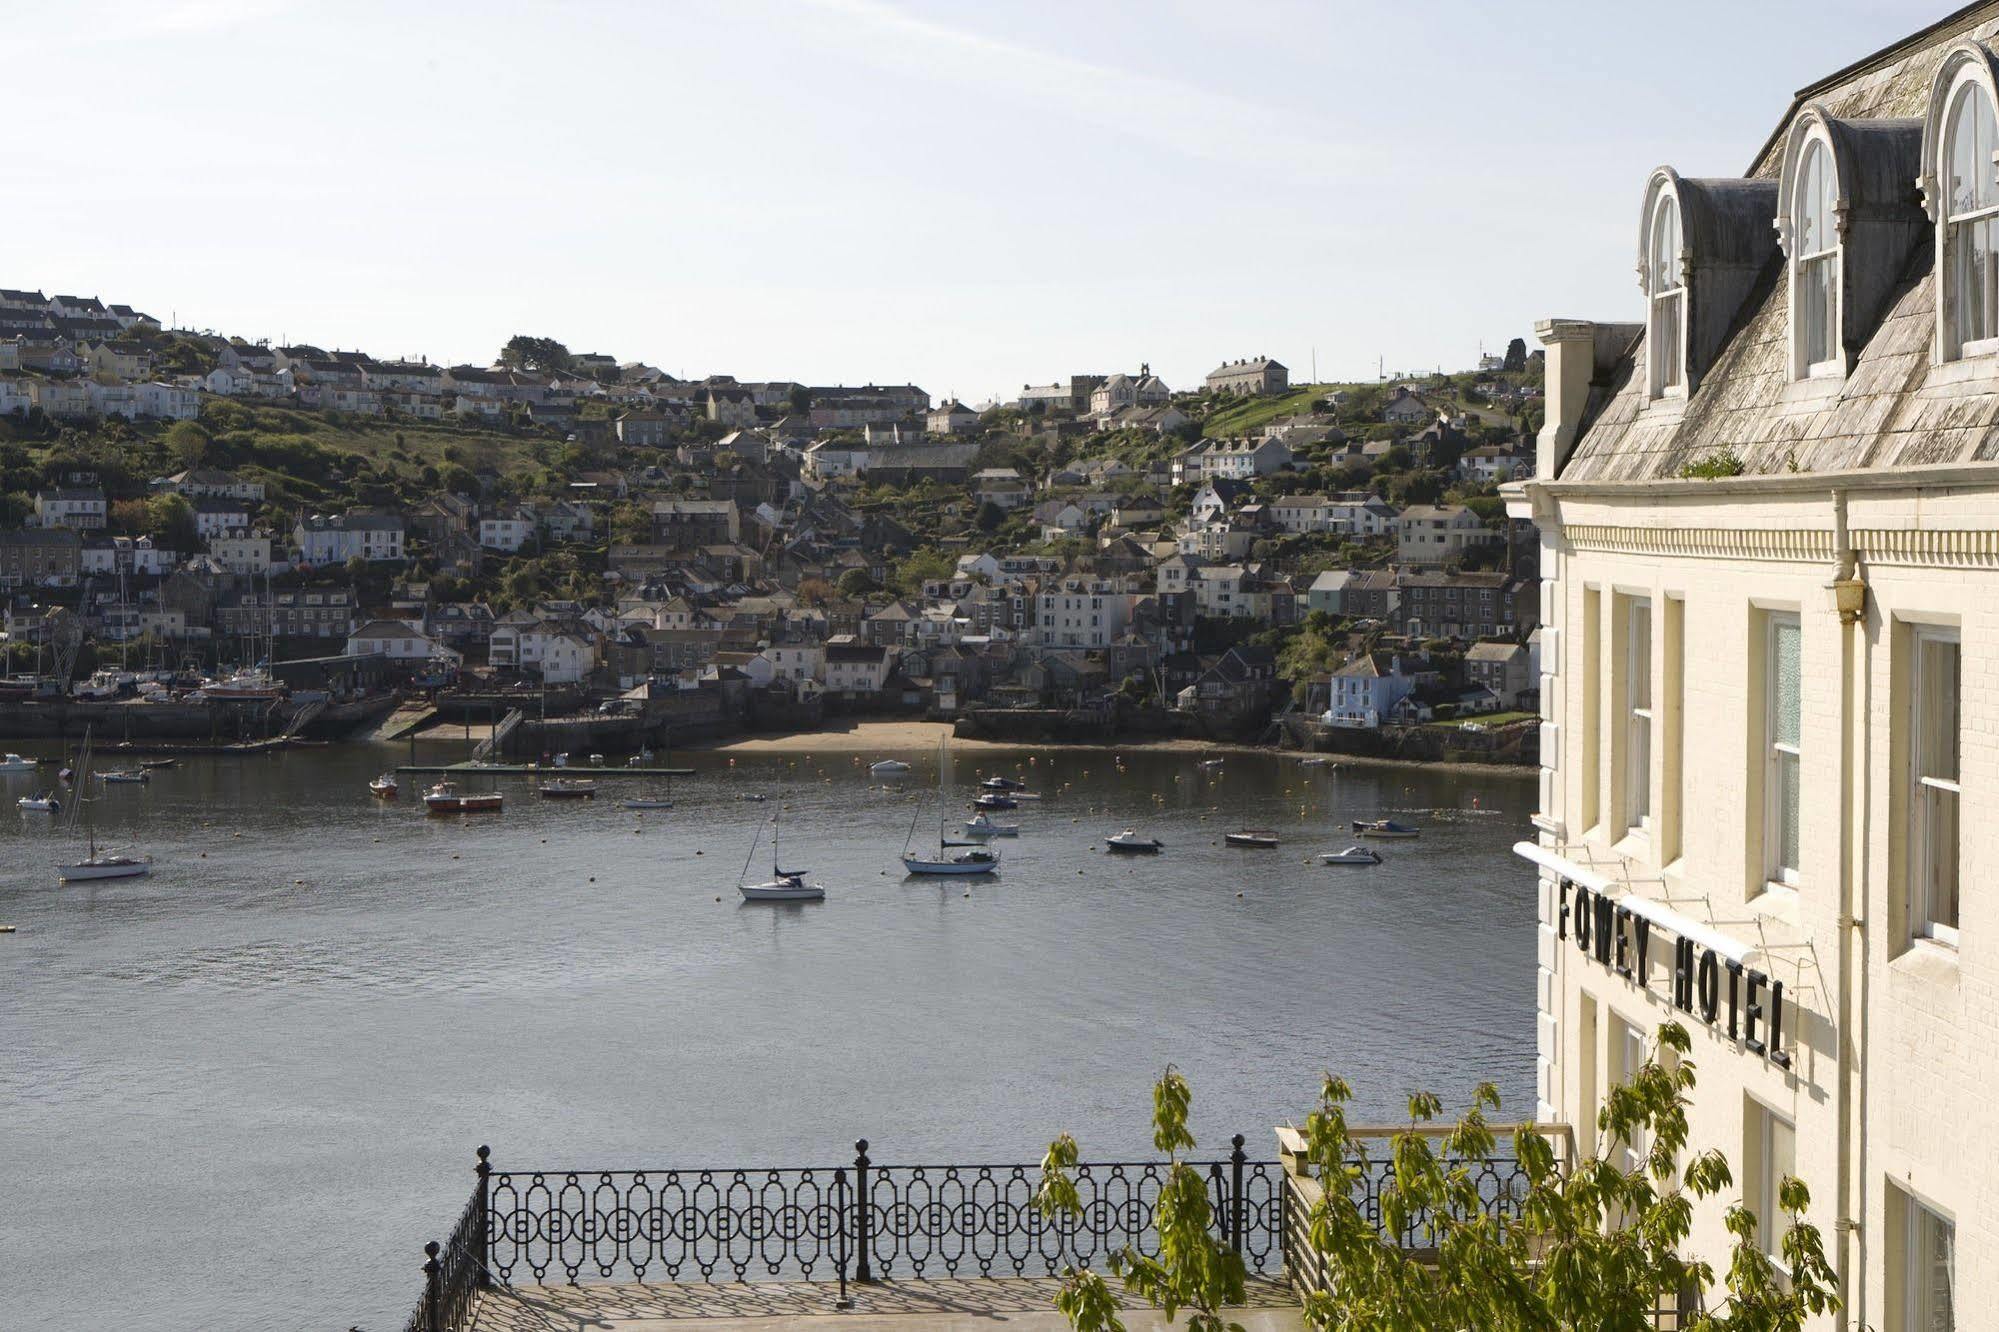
[975,500,1006,532]
[609,501,652,544]
[497,335,573,373]
[164,420,211,469]
[892,547,956,596]
[1043,1024,1838,1332]
[146,493,198,553]
[795,577,833,607]
[1502,336,1528,372]
[787,385,813,415]
[836,568,878,599]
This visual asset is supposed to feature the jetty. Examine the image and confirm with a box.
[394,762,694,778]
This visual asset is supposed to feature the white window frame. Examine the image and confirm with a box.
[1904,1192,1957,1332]
[1610,1015,1648,1174]
[1644,182,1687,400]
[1764,611,1802,891]
[1940,68,1999,360]
[1785,127,1844,380]
[1750,1099,1796,1277]
[1910,625,1962,948]
[1625,597,1653,839]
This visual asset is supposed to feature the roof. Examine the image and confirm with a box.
[1206,358,1286,377]
[1466,641,1527,662]
[349,619,431,640]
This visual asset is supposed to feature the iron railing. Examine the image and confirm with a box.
[404,1148,490,1332]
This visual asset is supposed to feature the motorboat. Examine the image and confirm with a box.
[0,753,37,773]
[971,792,1018,811]
[17,793,59,813]
[961,813,1020,838]
[538,778,598,799]
[1105,828,1163,853]
[1224,829,1281,849]
[870,759,913,777]
[979,776,1024,791]
[138,758,179,771]
[1353,819,1421,839]
[58,851,152,881]
[740,873,826,902]
[622,797,674,810]
[97,769,150,785]
[1321,845,1384,866]
[424,781,504,814]
[901,846,999,875]
[368,774,399,800]
[738,808,826,901]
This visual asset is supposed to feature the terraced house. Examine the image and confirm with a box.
[1511,9,1999,1326]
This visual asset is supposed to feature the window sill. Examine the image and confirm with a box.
[1890,940,1960,987]
[1925,354,1999,387]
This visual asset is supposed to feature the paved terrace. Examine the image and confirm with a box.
[467,1275,1305,1330]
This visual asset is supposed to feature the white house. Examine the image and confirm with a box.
[345,619,459,663]
[1395,504,1488,566]
[192,498,250,540]
[1200,437,1293,479]
[761,641,826,684]
[1321,652,1423,728]
[823,638,891,692]
[478,509,535,553]
[294,510,405,566]
[208,529,273,575]
[35,488,107,530]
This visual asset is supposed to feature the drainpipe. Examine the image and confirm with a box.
[1828,488,1865,1332]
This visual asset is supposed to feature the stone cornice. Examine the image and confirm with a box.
[1564,523,1999,567]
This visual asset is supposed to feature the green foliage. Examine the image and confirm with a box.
[146,493,198,553]
[836,568,879,598]
[892,547,956,596]
[1039,1069,1248,1332]
[1680,449,1746,480]
[164,420,211,469]
[497,335,573,372]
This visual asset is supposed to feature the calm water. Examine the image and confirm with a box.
[0,740,1535,1331]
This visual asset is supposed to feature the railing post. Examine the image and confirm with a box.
[422,1240,442,1332]
[834,1166,852,1309]
[474,1145,492,1290]
[852,1138,873,1284]
[1229,1133,1247,1257]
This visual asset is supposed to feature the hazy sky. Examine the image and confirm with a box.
[12,1,1951,399]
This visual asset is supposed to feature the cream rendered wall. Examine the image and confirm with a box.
[1531,476,1999,1330]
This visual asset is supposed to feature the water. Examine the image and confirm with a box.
[0,741,1535,1331]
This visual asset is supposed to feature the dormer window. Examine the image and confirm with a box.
[1923,42,1999,363]
[1646,191,1685,397]
[1793,137,1841,375]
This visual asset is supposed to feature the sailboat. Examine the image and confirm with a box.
[739,808,826,902]
[901,737,999,875]
[623,726,675,810]
[56,729,151,882]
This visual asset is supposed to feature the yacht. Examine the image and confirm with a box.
[738,810,826,902]
[903,736,999,875]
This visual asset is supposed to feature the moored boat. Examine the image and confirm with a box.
[0,752,38,773]
[740,873,826,902]
[622,797,674,810]
[97,769,149,785]
[1224,829,1281,849]
[368,774,399,800]
[870,759,913,777]
[57,852,151,881]
[979,776,1024,791]
[138,758,179,771]
[901,846,999,875]
[18,793,60,813]
[971,792,1018,811]
[1352,819,1421,839]
[961,812,1020,838]
[1105,828,1163,853]
[1321,845,1384,866]
[538,778,598,799]
[424,781,504,814]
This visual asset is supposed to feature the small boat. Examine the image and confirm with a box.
[17,794,60,813]
[138,758,179,771]
[97,770,150,785]
[58,852,151,881]
[424,781,504,814]
[1353,819,1421,839]
[740,873,826,902]
[962,813,1020,838]
[538,778,597,799]
[1298,757,1333,769]
[1224,829,1281,849]
[979,776,1024,791]
[1321,845,1384,866]
[1105,828,1163,854]
[622,797,674,810]
[588,753,605,766]
[368,774,399,800]
[0,753,38,773]
[1196,759,1225,772]
[737,793,768,803]
[901,846,1000,875]
[870,759,913,777]
[940,835,985,848]
[971,792,1018,811]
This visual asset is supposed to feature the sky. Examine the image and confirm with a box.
[9,0,1957,401]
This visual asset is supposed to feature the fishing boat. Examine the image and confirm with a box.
[97,769,149,785]
[368,774,399,800]
[1105,828,1163,853]
[1352,819,1421,839]
[622,796,674,810]
[961,812,1019,838]
[870,759,913,777]
[903,736,999,875]
[538,778,598,799]
[1321,845,1384,866]
[1224,829,1281,849]
[56,728,151,881]
[971,792,1018,811]
[17,793,59,813]
[738,809,826,902]
[138,758,179,771]
[0,753,37,773]
[424,781,504,814]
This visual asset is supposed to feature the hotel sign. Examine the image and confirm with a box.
[1557,879,1790,1069]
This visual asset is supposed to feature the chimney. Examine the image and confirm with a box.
[1533,318,1637,479]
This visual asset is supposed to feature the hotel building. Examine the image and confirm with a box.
[1511,8,1999,1328]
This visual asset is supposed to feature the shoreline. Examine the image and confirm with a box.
[685,718,1537,778]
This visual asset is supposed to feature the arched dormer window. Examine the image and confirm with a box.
[1777,115,1844,379]
[1921,40,1999,363]
[1641,178,1686,398]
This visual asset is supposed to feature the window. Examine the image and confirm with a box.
[1610,1017,1649,1173]
[1647,191,1685,397]
[1902,1193,1956,1331]
[1946,79,1999,356]
[1793,136,1841,374]
[1765,613,1802,888]
[1746,1098,1796,1276]
[1581,587,1602,833]
[1911,628,1961,945]
[1625,598,1653,837]
[1661,597,1686,863]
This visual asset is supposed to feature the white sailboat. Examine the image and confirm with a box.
[739,808,826,902]
[56,729,151,882]
[901,738,999,875]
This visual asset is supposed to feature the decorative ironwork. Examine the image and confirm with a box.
[402,1146,491,1332]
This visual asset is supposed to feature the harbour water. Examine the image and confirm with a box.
[1,742,1535,1331]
